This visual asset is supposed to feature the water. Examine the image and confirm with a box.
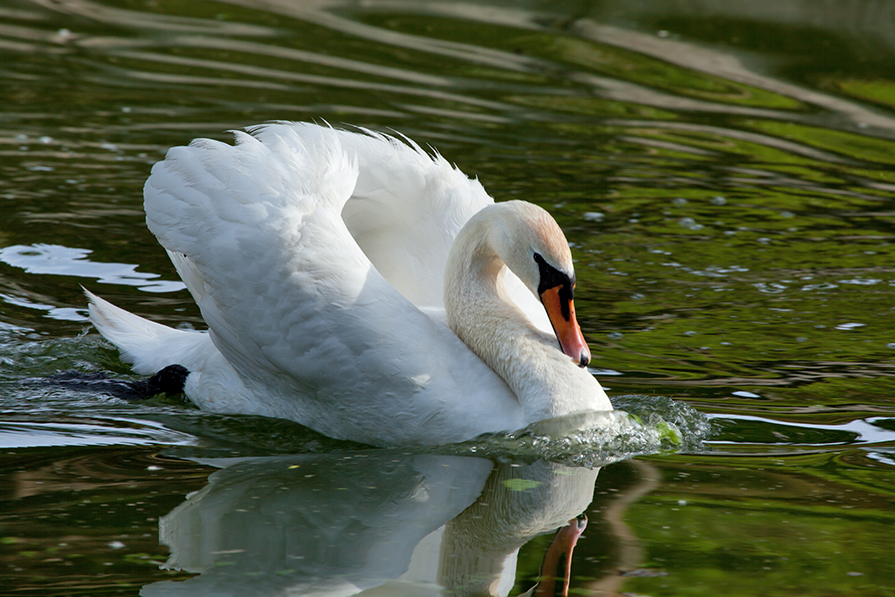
[2,0,895,594]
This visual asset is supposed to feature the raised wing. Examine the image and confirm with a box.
[143,123,521,444]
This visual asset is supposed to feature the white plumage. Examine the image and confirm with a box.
[87,122,611,446]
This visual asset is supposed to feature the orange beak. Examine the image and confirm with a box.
[535,515,588,597]
[540,284,591,368]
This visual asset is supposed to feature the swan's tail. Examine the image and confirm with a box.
[85,288,214,376]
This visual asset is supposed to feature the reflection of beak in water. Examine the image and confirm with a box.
[534,515,587,597]
[140,453,600,597]
[437,461,599,597]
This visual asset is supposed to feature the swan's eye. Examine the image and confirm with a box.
[533,252,574,320]
[533,252,570,292]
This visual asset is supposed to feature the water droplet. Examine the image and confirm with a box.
[754,282,787,294]
[732,390,761,398]
[838,278,880,286]
[802,282,838,292]
[589,368,623,376]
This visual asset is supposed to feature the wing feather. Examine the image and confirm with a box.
[143,123,521,443]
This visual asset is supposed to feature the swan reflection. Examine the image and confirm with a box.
[141,452,600,596]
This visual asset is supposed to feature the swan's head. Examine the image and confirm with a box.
[488,201,592,368]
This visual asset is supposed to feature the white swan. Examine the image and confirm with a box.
[86,122,611,446]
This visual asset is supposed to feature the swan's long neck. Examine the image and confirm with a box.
[444,212,594,421]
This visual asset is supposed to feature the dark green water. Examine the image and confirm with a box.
[2,1,895,595]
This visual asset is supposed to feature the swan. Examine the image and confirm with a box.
[86,122,611,446]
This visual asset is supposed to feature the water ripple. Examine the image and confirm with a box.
[0,243,184,292]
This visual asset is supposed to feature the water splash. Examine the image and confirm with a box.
[439,396,713,468]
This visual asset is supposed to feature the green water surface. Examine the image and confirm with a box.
[1,1,894,595]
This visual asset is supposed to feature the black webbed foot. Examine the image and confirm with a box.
[30,364,190,401]
[142,364,190,397]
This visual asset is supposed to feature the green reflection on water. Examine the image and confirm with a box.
[746,120,895,165]
[837,79,895,111]
[545,36,806,110]
[0,446,206,594]
[622,452,895,596]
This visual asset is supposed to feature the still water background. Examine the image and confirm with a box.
[2,0,895,595]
